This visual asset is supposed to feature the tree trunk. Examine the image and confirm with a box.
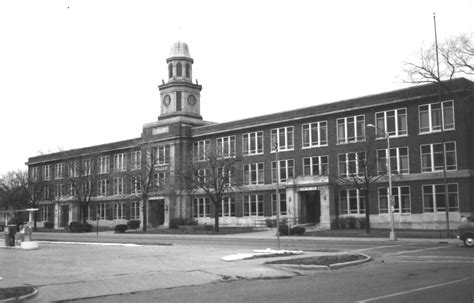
[365,192,371,234]
[214,196,220,233]
[142,197,147,232]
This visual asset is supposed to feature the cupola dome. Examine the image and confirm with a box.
[169,41,191,58]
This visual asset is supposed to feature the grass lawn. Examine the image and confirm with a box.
[0,286,36,300]
[127,226,257,235]
[266,254,365,266]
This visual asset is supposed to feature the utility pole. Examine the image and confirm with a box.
[433,12,450,236]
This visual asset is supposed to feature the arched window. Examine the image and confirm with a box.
[176,63,182,77]
[185,64,191,78]
[168,63,173,78]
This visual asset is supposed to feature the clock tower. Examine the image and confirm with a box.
[158,41,203,120]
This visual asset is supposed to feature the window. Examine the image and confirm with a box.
[375,108,407,138]
[97,203,107,220]
[423,183,459,212]
[337,115,365,144]
[130,201,140,220]
[81,181,91,195]
[419,100,455,133]
[243,163,264,185]
[194,169,208,184]
[176,62,182,77]
[86,205,92,221]
[221,196,236,217]
[377,147,409,175]
[339,189,365,214]
[272,192,287,216]
[131,151,141,170]
[185,63,190,78]
[98,156,110,174]
[271,159,294,183]
[176,91,182,111]
[338,152,366,178]
[168,63,173,78]
[39,206,49,222]
[303,156,329,176]
[43,165,51,180]
[113,177,124,195]
[154,171,167,187]
[83,159,92,176]
[193,140,210,161]
[420,142,457,173]
[243,131,263,155]
[69,161,79,177]
[114,153,126,171]
[43,186,50,200]
[55,184,63,198]
[54,163,63,179]
[113,203,125,220]
[69,184,77,196]
[219,167,235,187]
[271,127,294,151]
[131,176,141,194]
[378,186,411,213]
[192,197,210,218]
[243,194,264,217]
[155,145,170,165]
[217,136,236,158]
[31,167,39,181]
[98,179,109,196]
[302,121,328,148]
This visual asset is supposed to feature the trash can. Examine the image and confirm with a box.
[4,225,16,246]
[20,225,32,242]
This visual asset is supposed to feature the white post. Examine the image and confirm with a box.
[386,134,396,240]
[274,143,281,250]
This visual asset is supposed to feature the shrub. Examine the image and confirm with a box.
[69,221,93,232]
[278,225,290,236]
[358,218,366,229]
[338,217,348,229]
[347,217,357,229]
[291,226,306,236]
[9,217,26,226]
[204,224,214,231]
[169,218,184,229]
[80,223,93,232]
[44,221,54,229]
[114,224,128,233]
[69,221,81,233]
[265,219,276,228]
[127,220,140,229]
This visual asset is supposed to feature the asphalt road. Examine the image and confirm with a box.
[26,232,472,303]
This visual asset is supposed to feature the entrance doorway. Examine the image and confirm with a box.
[299,190,321,224]
[149,199,165,227]
[60,205,69,228]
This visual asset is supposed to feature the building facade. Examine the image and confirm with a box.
[26,42,474,230]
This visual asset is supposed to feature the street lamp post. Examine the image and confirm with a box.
[273,142,281,250]
[367,124,396,241]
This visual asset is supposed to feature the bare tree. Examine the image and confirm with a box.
[65,157,97,224]
[129,145,174,232]
[336,138,383,234]
[0,170,30,223]
[179,150,242,232]
[403,33,473,87]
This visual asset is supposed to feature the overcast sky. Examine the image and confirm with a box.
[0,0,472,174]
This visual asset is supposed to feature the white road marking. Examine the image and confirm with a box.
[356,277,472,302]
[392,245,450,255]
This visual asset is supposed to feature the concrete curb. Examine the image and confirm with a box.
[0,287,38,302]
[266,252,372,271]
[329,252,371,270]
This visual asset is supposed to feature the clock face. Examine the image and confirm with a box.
[163,95,171,106]
[187,94,196,106]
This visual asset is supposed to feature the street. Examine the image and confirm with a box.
[67,238,473,303]
[1,232,472,302]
